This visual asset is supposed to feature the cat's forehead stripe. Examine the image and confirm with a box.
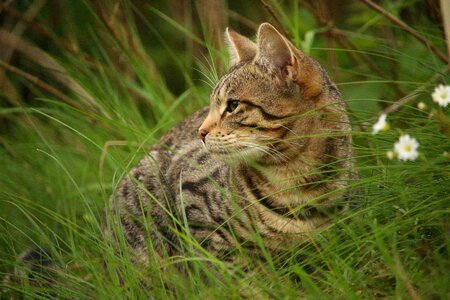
[212,72,234,105]
[211,61,250,104]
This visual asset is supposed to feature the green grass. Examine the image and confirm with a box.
[0,0,449,299]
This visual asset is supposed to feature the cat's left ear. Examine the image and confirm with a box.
[225,28,257,66]
[255,23,299,81]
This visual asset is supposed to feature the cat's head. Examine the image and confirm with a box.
[198,23,335,164]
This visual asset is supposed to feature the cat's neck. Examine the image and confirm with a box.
[230,113,337,204]
[238,159,317,191]
[233,147,326,207]
[253,129,328,189]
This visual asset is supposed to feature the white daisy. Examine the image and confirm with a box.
[417,102,427,110]
[372,113,389,135]
[394,134,419,161]
[431,84,450,108]
[386,150,395,160]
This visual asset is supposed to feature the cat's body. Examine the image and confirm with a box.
[114,23,356,263]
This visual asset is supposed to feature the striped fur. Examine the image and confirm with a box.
[113,23,356,263]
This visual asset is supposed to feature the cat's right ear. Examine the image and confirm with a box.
[225,28,257,66]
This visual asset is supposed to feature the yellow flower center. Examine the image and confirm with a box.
[404,144,412,152]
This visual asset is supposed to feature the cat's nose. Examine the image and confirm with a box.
[198,128,209,142]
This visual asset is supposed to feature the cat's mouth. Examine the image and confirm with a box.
[203,134,287,163]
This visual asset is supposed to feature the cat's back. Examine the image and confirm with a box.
[159,107,209,152]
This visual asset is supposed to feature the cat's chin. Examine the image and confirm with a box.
[206,146,263,165]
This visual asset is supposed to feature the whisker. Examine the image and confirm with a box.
[240,141,289,163]
[241,134,303,149]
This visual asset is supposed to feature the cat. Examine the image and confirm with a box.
[113,23,356,264]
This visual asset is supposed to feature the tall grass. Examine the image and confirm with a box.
[0,0,449,298]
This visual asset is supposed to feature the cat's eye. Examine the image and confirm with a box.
[226,99,239,113]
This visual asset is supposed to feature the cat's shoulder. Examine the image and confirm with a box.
[158,106,209,149]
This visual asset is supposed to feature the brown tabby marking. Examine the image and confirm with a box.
[113,23,356,263]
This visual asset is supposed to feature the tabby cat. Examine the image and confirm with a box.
[114,23,355,263]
